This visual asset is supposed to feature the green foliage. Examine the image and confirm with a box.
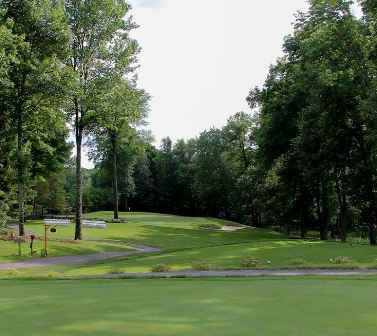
[191,261,212,271]
[150,263,172,273]
[289,259,307,266]
[43,271,62,279]
[34,174,68,215]
[3,269,21,276]
[334,256,353,264]
[107,268,125,275]
[240,256,259,268]
[0,191,9,227]
[0,0,72,234]
[64,0,143,237]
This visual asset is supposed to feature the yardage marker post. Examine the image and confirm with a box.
[42,219,71,257]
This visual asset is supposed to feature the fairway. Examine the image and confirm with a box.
[3,212,377,278]
[1,278,377,336]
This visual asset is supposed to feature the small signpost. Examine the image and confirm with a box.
[14,237,26,256]
[30,234,36,254]
[43,219,71,257]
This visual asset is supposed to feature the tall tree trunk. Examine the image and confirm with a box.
[285,223,290,237]
[352,118,376,244]
[239,140,249,168]
[299,186,309,238]
[32,196,36,216]
[315,188,323,239]
[321,183,329,240]
[111,136,119,219]
[317,182,329,241]
[74,108,83,240]
[17,181,25,236]
[16,102,25,236]
[369,223,377,245]
[335,174,347,243]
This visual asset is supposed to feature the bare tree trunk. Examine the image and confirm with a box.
[369,224,377,245]
[317,182,329,241]
[17,181,25,236]
[352,118,376,244]
[335,174,347,243]
[32,196,36,216]
[321,183,329,240]
[16,100,25,236]
[74,109,83,240]
[299,186,309,239]
[111,137,119,219]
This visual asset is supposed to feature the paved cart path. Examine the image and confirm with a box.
[0,241,161,270]
[71,268,377,278]
[3,227,377,276]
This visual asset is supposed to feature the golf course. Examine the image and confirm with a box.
[1,212,377,335]
[2,0,377,334]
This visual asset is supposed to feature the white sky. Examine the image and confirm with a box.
[81,0,361,168]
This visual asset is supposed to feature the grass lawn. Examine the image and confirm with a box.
[2,212,377,278]
[62,240,377,276]
[1,277,377,336]
[0,239,135,263]
[15,212,280,251]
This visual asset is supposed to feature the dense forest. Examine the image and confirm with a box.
[1,0,377,244]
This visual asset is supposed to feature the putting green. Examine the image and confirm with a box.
[1,278,376,336]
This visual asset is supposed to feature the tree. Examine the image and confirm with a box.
[0,11,20,197]
[95,79,149,219]
[1,0,70,235]
[64,0,139,238]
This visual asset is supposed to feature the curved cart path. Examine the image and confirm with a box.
[72,268,377,279]
[0,241,161,270]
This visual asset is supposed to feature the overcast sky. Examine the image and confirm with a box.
[81,0,361,167]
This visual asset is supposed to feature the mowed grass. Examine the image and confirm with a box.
[3,212,377,277]
[0,239,135,263]
[18,212,280,251]
[64,240,377,276]
[1,278,377,336]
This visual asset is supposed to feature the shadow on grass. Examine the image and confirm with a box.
[104,224,284,251]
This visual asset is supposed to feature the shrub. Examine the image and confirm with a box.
[43,271,62,279]
[240,256,259,268]
[111,218,128,223]
[199,223,222,230]
[289,259,306,266]
[335,256,353,264]
[3,269,21,277]
[191,261,212,271]
[0,233,17,241]
[0,224,9,235]
[107,268,125,275]
[150,263,172,272]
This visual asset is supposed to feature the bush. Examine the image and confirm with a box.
[3,269,21,277]
[289,259,307,266]
[43,271,62,279]
[0,225,10,236]
[199,223,222,230]
[335,256,353,264]
[107,267,125,274]
[191,261,212,271]
[150,263,172,272]
[111,218,128,223]
[240,256,259,268]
